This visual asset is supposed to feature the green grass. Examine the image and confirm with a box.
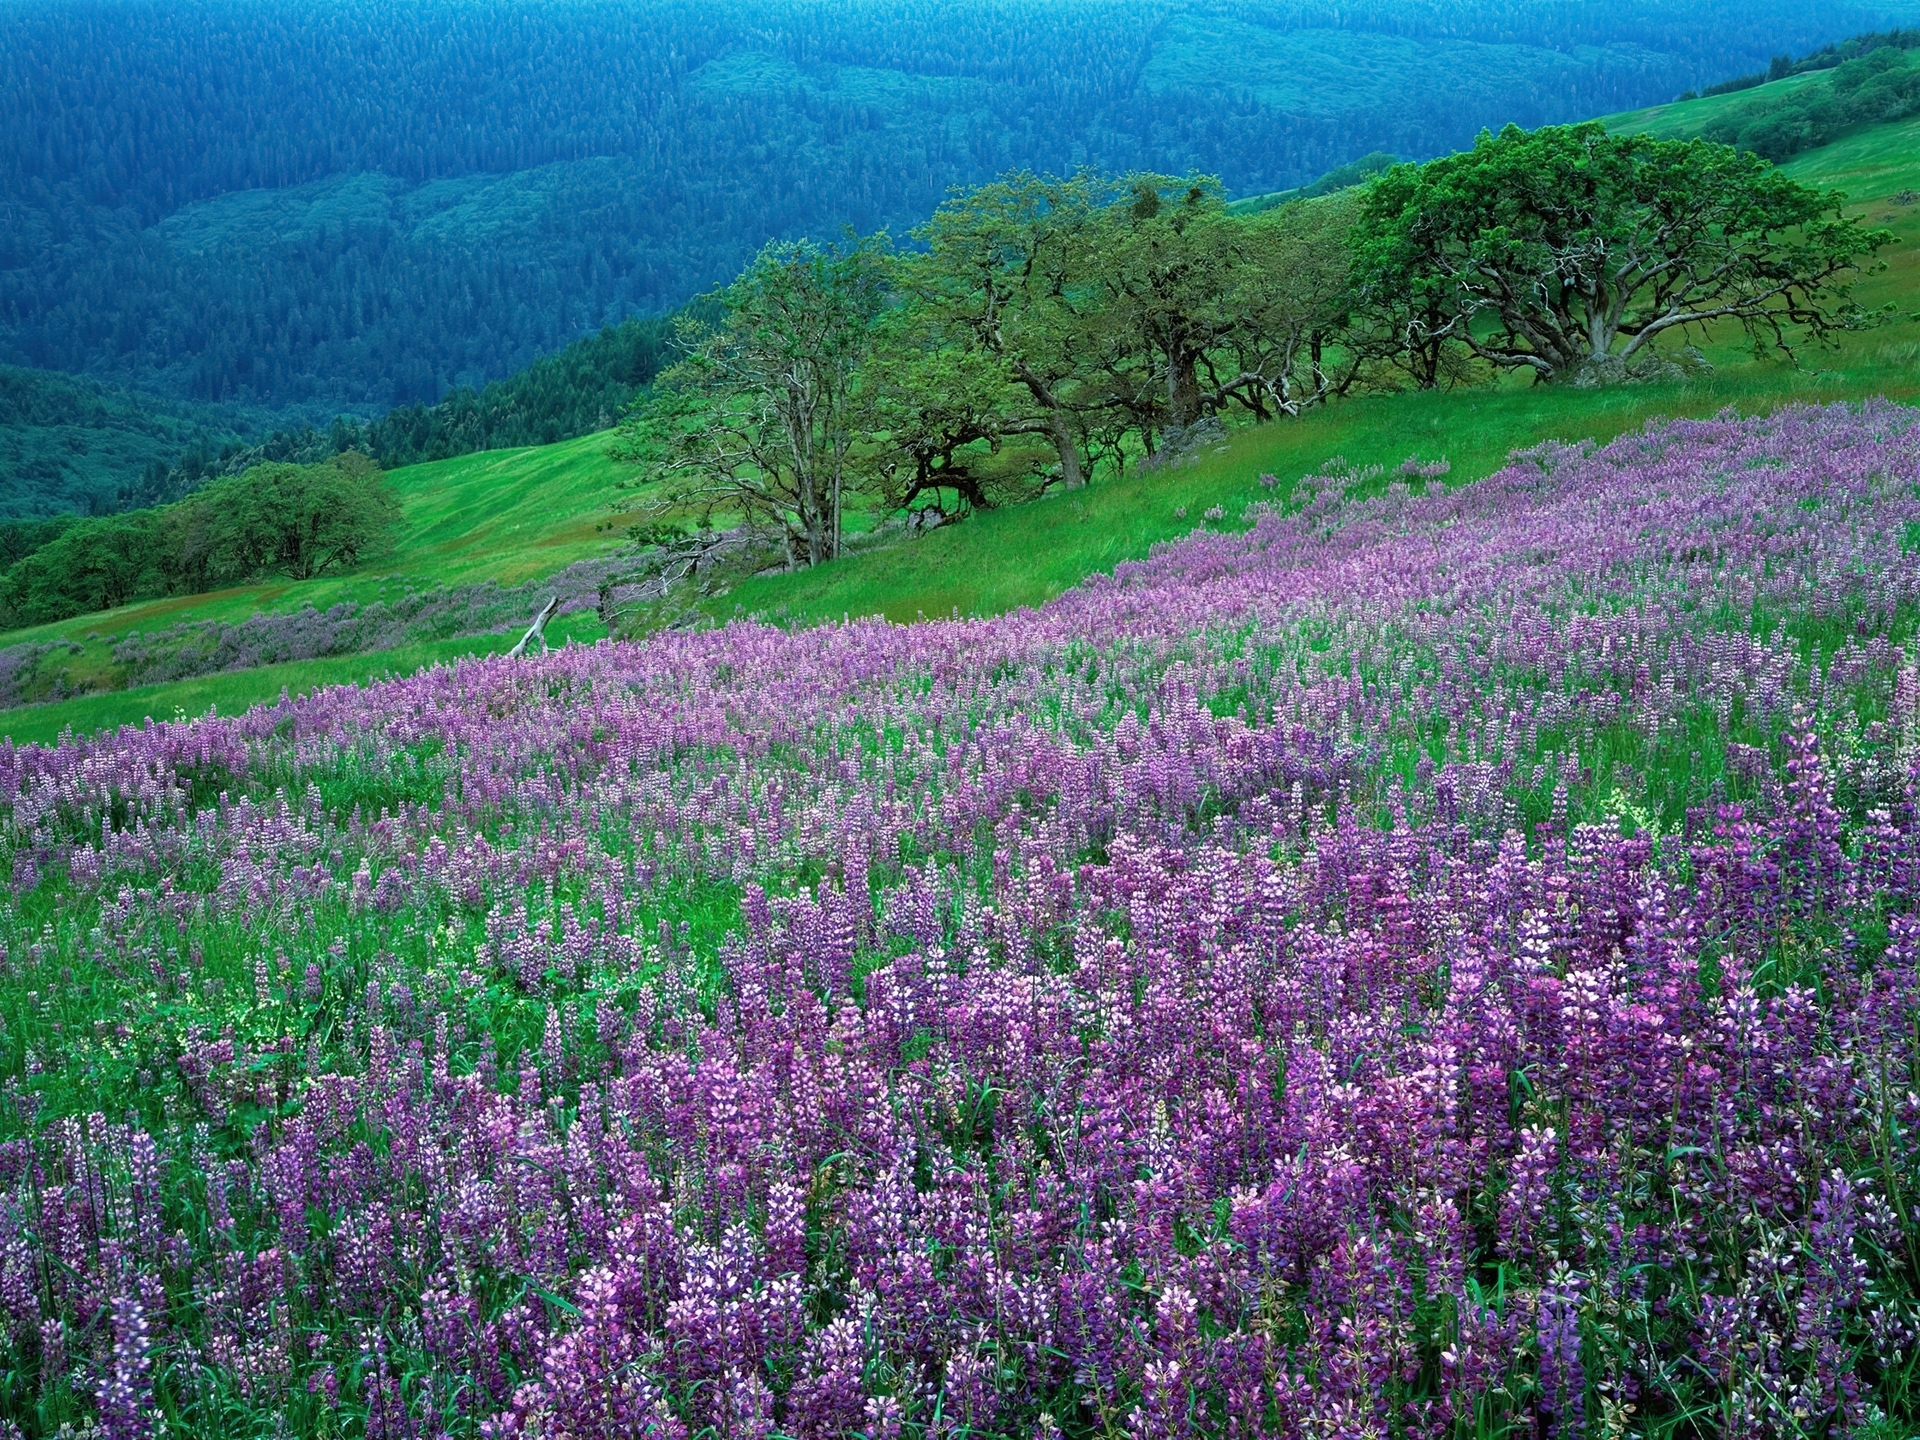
[0,611,605,749]
[1601,71,1831,142]
[0,429,637,730]
[380,427,638,587]
[8,102,1920,748]
[1777,112,1920,200]
[1603,70,1920,205]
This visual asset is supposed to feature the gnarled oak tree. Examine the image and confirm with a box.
[1354,123,1892,384]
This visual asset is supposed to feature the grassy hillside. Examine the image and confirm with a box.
[0,431,636,741]
[6,425,630,635]
[1603,39,1920,168]
[1770,108,1920,197]
[1602,71,1833,141]
[1225,152,1398,217]
[684,123,1920,623]
[715,363,1920,632]
[7,104,1920,748]
[379,430,635,588]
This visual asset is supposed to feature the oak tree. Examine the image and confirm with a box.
[1354,123,1893,384]
[615,236,889,569]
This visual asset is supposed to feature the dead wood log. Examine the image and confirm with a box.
[508,595,560,657]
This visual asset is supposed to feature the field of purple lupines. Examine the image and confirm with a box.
[4,401,1920,1439]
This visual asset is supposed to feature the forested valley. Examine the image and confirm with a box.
[6,114,1891,633]
[0,0,1903,421]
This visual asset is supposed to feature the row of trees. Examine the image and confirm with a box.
[617,123,1891,569]
[0,0,1868,409]
[618,170,1365,565]
[0,455,397,627]
[1695,41,1920,162]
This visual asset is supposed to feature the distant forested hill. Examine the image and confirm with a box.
[0,368,288,517]
[0,0,1906,422]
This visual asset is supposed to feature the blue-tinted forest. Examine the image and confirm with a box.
[2,0,1906,421]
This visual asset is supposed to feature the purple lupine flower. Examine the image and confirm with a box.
[2,402,1919,1436]
[97,1289,155,1440]
[861,1394,904,1440]
[1500,1124,1559,1263]
[1537,1276,1585,1440]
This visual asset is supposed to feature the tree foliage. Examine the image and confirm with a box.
[0,454,398,627]
[901,173,1114,494]
[1087,179,1362,428]
[614,238,889,568]
[867,171,1367,513]
[615,168,1379,546]
[4,512,167,621]
[0,0,1883,411]
[1353,123,1892,384]
[613,122,1886,566]
[174,454,399,584]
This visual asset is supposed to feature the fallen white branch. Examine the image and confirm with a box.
[508,595,560,657]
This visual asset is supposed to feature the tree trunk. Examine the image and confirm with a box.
[1049,410,1085,489]
[1167,344,1202,430]
[1586,300,1618,368]
[801,472,828,568]
[508,595,560,657]
[830,464,843,561]
[1012,358,1085,489]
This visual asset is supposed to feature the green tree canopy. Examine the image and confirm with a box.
[1084,176,1239,434]
[855,303,1059,514]
[614,236,889,569]
[902,173,1118,491]
[0,453,396,627]
[890,171,1365,484]
[1353,123,1893,384]
[183,453,399,583]
[1090,181,1364,428]
[1,512,166,623]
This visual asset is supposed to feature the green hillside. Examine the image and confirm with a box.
[1604,72,1834,140]
[1752,108,1920,199]
[0,312,678,522]
[18,426,628,628]
[376,431,635,588]
[6,103,1920,748]
[1225,152,1399,217]
[0,432,638,741]
[1604,32,1920,162]
[657,115,1920,628]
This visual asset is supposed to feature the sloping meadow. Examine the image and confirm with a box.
[3,401,1920,1436]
